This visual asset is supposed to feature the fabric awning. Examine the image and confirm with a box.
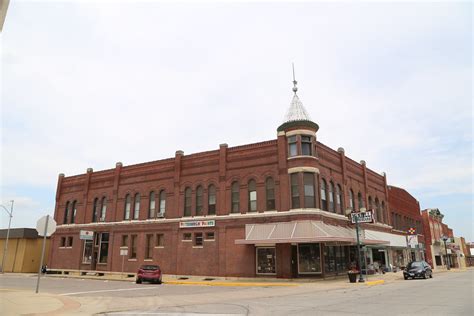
[364,230,407,248]
[235,221,389,245]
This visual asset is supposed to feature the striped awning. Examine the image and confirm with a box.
[235,221,389,245]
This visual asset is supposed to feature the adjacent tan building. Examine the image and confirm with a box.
[0,228,51,273]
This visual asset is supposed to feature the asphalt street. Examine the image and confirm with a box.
[0,270,472,315]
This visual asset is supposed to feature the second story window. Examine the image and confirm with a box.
[196,186,203,216]
[124,194,131,220]
[303,173,315,208]
[64,202,70,224]
[92,198,99,222]
[336,184,343,214]
[375,198,380,221]
[231,181,240,213]
[349,189,355,211]
[358,192,364,210]
[291,173,300,209]
[288,136,297,157]
[184,187,192,217]
[100,197,107,221]
[71,200,77,224]
[329,182,335,212]
[248,180,257,212]
[301,135,312,155]
[208,185,216,215]
[320,179,328,211]
[381,201,386,223]
[368,196,373,211]
[159,190,166,216]
[133,193,140,220]
[266,177,275,211]
[149,191,156,219]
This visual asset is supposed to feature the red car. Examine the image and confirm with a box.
[136,265,162,284]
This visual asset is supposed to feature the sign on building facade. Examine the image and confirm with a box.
[179,220,216,228]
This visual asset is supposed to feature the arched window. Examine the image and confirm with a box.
[329,182,335,212]
[358,192,364,210]
[196,186,203,216]
[92,198,99,222]
[64,201,70,224]
[133,193,140,220]
[248,180,257,212]
[349,189,355,211]
[290,173,300,209]
[159,190,166,216]
[231,181,240,213]
[265,177,275,211]
[149,191,156,219]
[381,201,386,223]
[184,187,192,217]
[208,185,216,215]
[304,173,315,208]
[124,194,131,220]
[336,184,343,214]
[375,198,380,222]
[320,179,328,211]
[368,196,373,211]
[100,197,107,221]
[71,200,77,224]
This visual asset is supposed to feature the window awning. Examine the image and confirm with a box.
[364,230,407,248]
[235,221,389,245]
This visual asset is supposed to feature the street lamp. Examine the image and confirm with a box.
[441,235,451,271]
[347,207,365,283]
[1,200,14,274]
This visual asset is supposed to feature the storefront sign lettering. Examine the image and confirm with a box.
[179,220,216,228]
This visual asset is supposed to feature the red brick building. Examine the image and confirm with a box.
[421,208,455,269]
[387,186,425,267]
[50,82,403,278]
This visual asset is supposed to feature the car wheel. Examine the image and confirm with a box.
[157,278,162,285]
[136,278,142,284]
[429,273,433,278]
[423,273,428,279]
[404,276,408,280]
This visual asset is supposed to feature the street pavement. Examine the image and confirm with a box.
[0,269,472,315]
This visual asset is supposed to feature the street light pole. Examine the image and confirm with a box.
[355,214,365,283]
[442,235,451,270]
[1,200,14,274]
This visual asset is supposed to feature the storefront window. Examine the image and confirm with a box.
[298,244,321,273]
[98,233,109,263]
[324,245,347,274]
[256,247,276,274]
[83,239,93,264]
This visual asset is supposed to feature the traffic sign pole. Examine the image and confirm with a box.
[36,215,49,294]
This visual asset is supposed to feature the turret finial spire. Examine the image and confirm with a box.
[292,63,298,94]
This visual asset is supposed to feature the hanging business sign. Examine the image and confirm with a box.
[179,220,215,229]
[350,211,374,224]
[80,230,94,240]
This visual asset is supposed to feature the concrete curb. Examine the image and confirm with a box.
[164,280,299,287]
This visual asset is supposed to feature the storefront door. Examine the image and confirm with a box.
[256,247,276,275]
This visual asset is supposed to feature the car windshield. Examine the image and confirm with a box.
[407,262,423,268]
[140,265,160,270]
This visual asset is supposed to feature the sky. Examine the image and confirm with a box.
[1,1,472,240]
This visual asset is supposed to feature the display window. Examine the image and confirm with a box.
[256,247,276,275]
[298,243,321,274]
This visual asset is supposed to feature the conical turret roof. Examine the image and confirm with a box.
[277,69,319,132]
[283,93,312,122]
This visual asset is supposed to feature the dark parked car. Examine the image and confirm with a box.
[136,265,162,284]
[404,261,433,280]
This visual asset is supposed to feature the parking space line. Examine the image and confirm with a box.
[60,286,161,296]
